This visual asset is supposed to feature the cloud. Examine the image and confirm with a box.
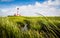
[47,0,60,5]
[0,0,60,16]
[0,0,14,2]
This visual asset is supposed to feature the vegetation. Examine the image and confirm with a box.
[0,16,60,38]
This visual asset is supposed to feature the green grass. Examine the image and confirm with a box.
[0,16,60,38]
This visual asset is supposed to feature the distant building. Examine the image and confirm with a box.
[14,13,20,16]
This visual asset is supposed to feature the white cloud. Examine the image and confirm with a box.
[47,0,60,5]
[0,0,60,16]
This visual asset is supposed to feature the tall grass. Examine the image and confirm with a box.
[0,16,60,38]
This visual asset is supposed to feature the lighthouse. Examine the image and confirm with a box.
[14,8,21,16]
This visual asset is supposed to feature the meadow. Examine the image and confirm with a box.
[0,16,60,38]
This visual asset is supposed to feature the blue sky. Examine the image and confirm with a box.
[0,0,60,16]
[0,0,47,8]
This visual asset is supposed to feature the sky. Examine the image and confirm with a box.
[0,0,60,16]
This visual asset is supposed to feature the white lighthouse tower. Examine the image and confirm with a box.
[14,8,21,16]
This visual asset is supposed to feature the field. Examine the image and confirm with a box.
[0,16,60,38]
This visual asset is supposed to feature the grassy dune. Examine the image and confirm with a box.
[0,16,60,38]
